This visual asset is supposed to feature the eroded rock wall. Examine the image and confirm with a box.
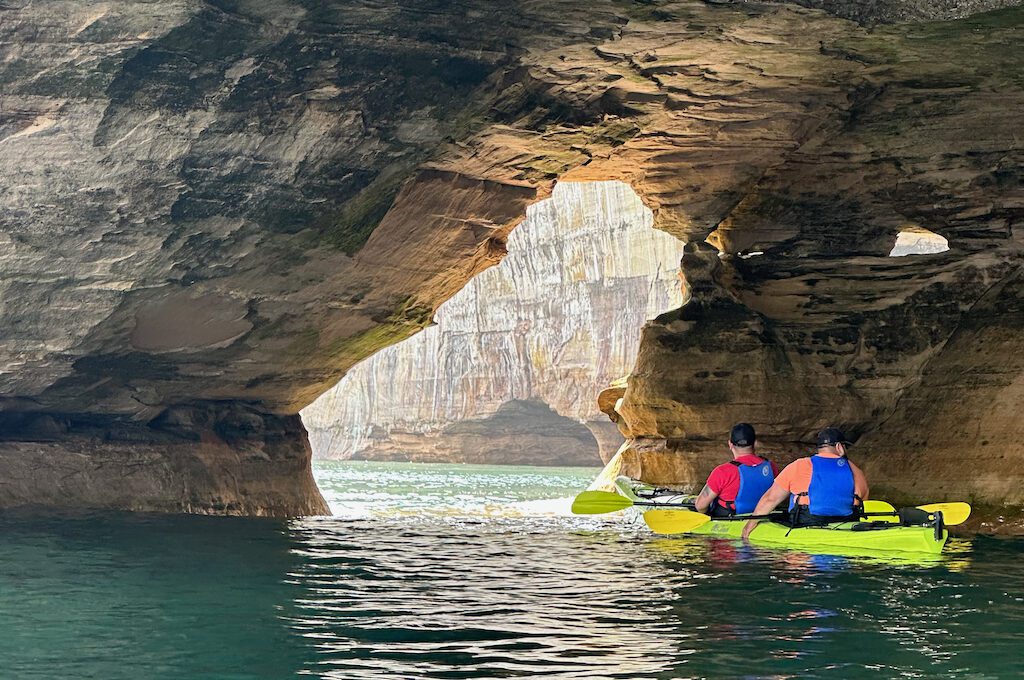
[302,181,683,466]
[593,7,1024,524]
[2,0,1023,518]
[0,0,624,513]
[764,0,1020,23]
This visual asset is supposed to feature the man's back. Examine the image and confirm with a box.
[706,454,781,512]
[774,453,869,507]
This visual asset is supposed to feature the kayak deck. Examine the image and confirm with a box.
[614,476,947,555]
[695,517,946,555]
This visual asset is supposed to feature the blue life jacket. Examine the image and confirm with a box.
[719,459,775,515]
[734,459,775,514]
[789,455,856,518]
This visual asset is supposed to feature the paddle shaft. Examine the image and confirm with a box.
[640,506,914,522]
[575,489,968,525]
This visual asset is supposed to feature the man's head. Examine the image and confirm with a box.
[816,427,851,456]
[728,423,756,456]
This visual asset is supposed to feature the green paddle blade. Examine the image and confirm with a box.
[863,499,896,513]
[643,508,712,535]
[571,490,634,515]
[863,499,899,524]
[918,502,971,526]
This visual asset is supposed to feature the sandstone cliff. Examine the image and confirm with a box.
[1,1,1023,522]
[301,181,683,466]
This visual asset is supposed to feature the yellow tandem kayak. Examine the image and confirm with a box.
[615,478,948,556]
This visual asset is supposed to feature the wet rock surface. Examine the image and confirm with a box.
[0,403,327,515]
[1,1,1023,520]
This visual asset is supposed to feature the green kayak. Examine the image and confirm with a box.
[614,477,948,556]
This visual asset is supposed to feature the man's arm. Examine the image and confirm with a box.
[852,463,869,502]
[741,484,791,540]
[693,484,718,514]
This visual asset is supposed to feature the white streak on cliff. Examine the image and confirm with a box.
[302,181,684,460]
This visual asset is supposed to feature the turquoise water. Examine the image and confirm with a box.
[1,460,1022,679]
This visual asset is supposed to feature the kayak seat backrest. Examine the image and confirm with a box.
[899,507,933,526]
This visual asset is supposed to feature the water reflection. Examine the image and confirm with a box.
[287,517,682,678]
[283,511,1019,679]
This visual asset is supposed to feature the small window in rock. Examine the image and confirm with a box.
[889,228,949,257]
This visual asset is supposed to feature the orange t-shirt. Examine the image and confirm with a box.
[774,453,869,505]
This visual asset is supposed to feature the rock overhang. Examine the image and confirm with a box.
[0,0,1022,518]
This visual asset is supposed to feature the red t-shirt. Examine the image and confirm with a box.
[706,454,780,508]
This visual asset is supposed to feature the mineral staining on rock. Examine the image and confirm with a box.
[302,181,684,466]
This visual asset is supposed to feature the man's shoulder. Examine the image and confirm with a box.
[706,461,741,489]
[780,457,812,474]
[711,461,741,475]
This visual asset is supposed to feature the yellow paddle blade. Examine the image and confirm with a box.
[571,490,634,515]
[643,509,712,535]
[863,499,899,523]
[919,502,971,526]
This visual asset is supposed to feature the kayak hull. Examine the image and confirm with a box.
[614,477,947,556]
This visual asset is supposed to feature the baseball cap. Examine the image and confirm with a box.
[816,427,851,447]
[730,423,756,447]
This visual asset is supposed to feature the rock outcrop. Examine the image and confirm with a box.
[0,402,324,515]
[586,6,1024,529]
[302,181,683,466]
[2,0,1023,522]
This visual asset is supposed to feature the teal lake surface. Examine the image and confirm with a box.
[1,460,1022,679]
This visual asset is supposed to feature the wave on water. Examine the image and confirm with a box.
[325,496,587,520]
[313,460,608,522]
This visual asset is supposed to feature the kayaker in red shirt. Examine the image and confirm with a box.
[693,423,780,517]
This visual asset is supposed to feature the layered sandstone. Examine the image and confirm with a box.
[1,1,1023,521]
[302,181,684,466]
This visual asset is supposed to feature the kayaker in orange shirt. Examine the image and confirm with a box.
[741,427,868,540]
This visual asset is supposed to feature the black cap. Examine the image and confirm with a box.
[817,427,851,447]
[730,423,756,447]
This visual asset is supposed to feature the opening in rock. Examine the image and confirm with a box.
[889,227,949,257]
[301,180,685,467]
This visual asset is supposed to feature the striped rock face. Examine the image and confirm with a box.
[301,181,684,466]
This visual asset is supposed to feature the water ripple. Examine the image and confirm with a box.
[0,463,1022,679]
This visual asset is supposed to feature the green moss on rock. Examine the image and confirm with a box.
[318,170,409,255]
